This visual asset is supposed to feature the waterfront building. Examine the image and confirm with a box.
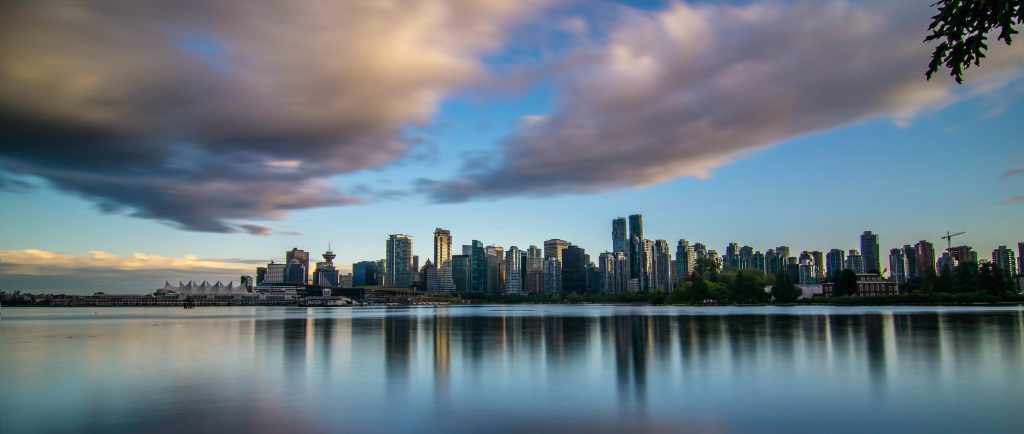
[525,246,544,294]
[613,252,630,292]
[628,214,644,240]
[434,228,453,267]
[752,251,765,273]
[543,257,561,294]
[915,241,936,276]
[286,248,310,284]
[339,274,352,288]
[470,240,486,292]
[1019,243,1024,275]
[562,244,588,293]
[846,250,865,274]
[810,251,824,280]
[860,231,880,274]
[313,247,339,287]
[265,261,285,284]
[612,217,627,253]
[425,260,456,294]
[385,234,414,287]
[739,245,754,270]
[352,261,380,286]
[630,234,648,291]
[992,246,1018,278]
[598,252,615,293]
[240,275,254,290]
[888,248,908,284]
[505,246,523,294]
[653,240,671,292]
[451,254,471,292]
[822,275,900,297]
[626,278,640,293]
[255,267,267,286]
[284,259,306,285]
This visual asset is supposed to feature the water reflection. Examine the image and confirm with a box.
[2,306,1023,433]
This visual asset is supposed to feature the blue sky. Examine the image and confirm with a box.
[0,0,1021,292]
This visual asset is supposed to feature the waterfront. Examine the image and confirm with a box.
[2,305,1023,433]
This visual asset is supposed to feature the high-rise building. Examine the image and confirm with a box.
[385,234,414,287]
[860,231,880,274]
[505,246,523,294]
[612,217,627,253]
[543,257,561,294]
[352,261,380,286]
[915,241,936,277]
[888,248,908,284]
[451,255,471,292]
[525,246,544,294]
[265,261,285,284]
[825,249,845,281]
[561,245,588,293]
[255,266,267,286]
[284,259,306,285]
[798,259,820,284]
[628,214,644,240]
[724,243,740,270]
[992,246,1017,278]
[598,252,615,293]
[739,245,755,270]
[942,245,973,267]
[433,228,452,268]
[485,246,504,293]
[903,245,918,279]
[676,239,695,280]
[630,234,648,291]
[846,250,865,274]
[810,251,824,279]
[425,260,455,294]
[613,252,629,292]
[653,240,671,291]
[470,240,486,292]
[1018,242,1024,275]
[286,248,310,284]
[936,252,956,273]
[544,239,569,262]
[752,251,765,273]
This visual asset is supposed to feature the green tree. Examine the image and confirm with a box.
[926,0,1024,83]
[953,261,981,293]
[687,273,711,304]
[566,291,581,303]
[935,264,955,293]
[729,269,768,304]
[834,269,859,297]
[770,272,802,303]
[979,261,1009,294]
[649,289,666,305]
[668,288,687,305]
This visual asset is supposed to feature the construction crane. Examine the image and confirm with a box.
[941,231,965,251]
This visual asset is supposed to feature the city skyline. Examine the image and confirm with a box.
[1,0,1022,291]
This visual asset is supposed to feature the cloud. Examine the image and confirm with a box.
[0,0,549,232]
[425,1,1024,202]
[1002,166,1024,180]
[0,248,265,292]
[1004,195,1024,205]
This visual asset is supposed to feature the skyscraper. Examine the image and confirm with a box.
[598,252,615,293]
[724,242,739,270]
[825,249,845,281]
[612,217,627,253]
[470,240,486,292]
[433,228,452,268]
[860,231,880,274]
[524,245,544,294]
[286,248,310,284]
[561,245,588,293]
[992,246,1017,278]
[629,234,648,291]
[352,261,380,286]
[505,246,522,294]
[948,245,978,265]
[846,250,865,274]
[902,245,918,279]
[676,239,695,280]
[653,239,671,291]
[544,239,569,262]
[451,255,470,292]
[915,240,935,277]
[385,234,413,287]
[1018,242,1024,275]
[543,257,561,294]
[628,214,643,240]
[888,248,907,284]
[739,245,754,270]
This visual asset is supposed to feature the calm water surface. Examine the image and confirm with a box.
[2,305,1023,433]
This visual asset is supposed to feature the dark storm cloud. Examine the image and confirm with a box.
[0,0,549,232]
[425,1,1024,202]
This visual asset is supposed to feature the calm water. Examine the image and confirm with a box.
[2,305,1023,433]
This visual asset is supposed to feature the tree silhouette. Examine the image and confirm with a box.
[925,0,1023,83]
